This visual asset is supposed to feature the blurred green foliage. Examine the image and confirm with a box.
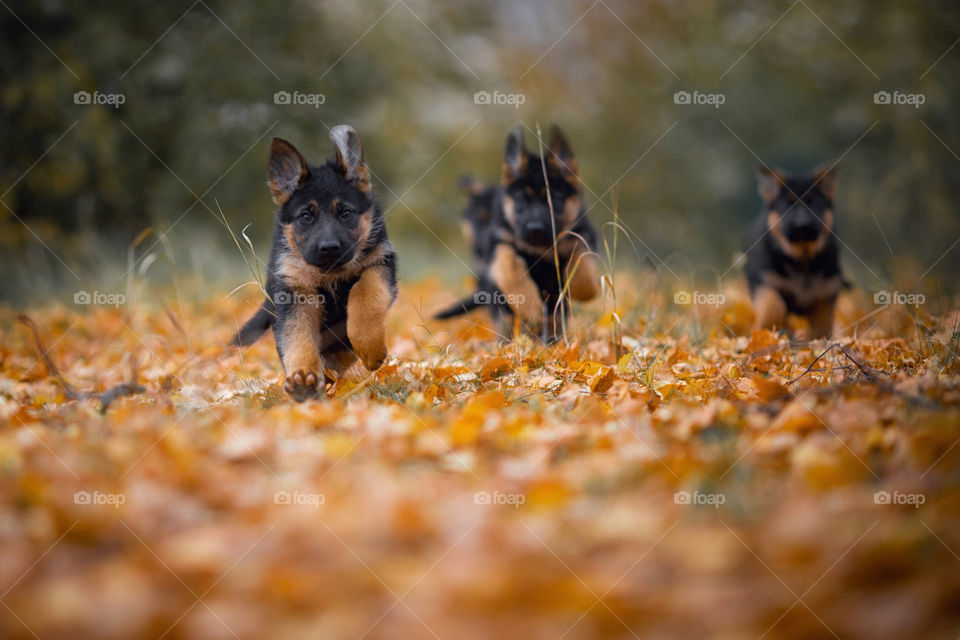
[2,0,959,303]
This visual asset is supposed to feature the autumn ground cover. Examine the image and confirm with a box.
[1,274,959,639]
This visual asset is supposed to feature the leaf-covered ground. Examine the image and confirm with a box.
[1,276,959,639]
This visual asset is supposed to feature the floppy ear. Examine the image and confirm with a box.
[268,138,308,206]
[547,124,578,179]
[330,124,371,192]
[503,124,527,182]
[812,164,837,200]
[755,165,786,206]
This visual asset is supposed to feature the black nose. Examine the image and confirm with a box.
[304,240,345,268]
[786,222,820,242]
[318,240,341,254]
[524,221,550,245]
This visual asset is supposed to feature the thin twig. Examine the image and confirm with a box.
[18,315,145,413]
[788,342,885,386]
[18,314,79,397]
[836,345,882,381]
[788,343,838,385]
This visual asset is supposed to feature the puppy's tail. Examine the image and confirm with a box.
[433,294,481,320]
[231,303,275,346]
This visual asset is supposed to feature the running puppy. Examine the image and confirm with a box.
[435,125,600,340]
[233,126,397,401]
[433,176,498,319]
[745,165,842,338]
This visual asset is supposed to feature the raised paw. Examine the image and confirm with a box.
[283,370,320,402]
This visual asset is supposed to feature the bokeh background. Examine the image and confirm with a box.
[2,0,959,306]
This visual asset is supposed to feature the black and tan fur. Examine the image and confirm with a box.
[745,165,842,338]
[435,125,600,340]
[433,177,498,319]
[232,126,397,401]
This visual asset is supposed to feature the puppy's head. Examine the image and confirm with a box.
[457,176,496,247]
[757,165,836,260]
[501,124,581,250]
[458,176,495,225]
[268,125,375,271]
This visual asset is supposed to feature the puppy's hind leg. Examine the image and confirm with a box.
[322,347,359,385]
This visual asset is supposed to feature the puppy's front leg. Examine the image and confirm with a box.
[489,243,543,325]
[276,295,322,401]
[808,296,836,339]
[565,247,600,301]
[751,285,787,332]
[347,265,395,371]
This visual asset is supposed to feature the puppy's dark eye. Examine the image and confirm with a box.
[299,205,315,221]
[337,204,354,220]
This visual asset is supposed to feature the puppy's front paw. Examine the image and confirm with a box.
[358,343,387,372]
[283,370,320,402]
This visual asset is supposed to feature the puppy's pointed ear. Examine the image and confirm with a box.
[812,163,837,200]
[268,138,308,206]
[330,124,370,192]
[755,165,786,206]
[547,124,578,180]
[503,124,527,182]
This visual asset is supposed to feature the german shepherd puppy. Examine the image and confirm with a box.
[456,176,498,271]
[232,126,397,401]
[433,177,498,319]
[745,165,842,338]
[435,125,599,340]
